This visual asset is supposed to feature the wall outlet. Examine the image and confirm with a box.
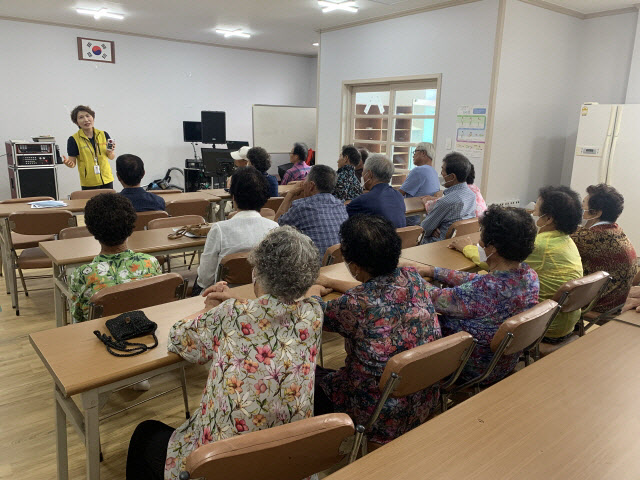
[445,137,452,149]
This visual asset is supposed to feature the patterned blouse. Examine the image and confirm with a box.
[333,165,363,201]
[426,265,539,385]
[69,250,161,323]
[571,223,637,313]
[166,295,323,480]
[318,267,441,444]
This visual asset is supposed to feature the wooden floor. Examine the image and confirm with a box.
[0,260,348,479]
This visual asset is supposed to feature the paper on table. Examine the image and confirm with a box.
[29,200,68,209]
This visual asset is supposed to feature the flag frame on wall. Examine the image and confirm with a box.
[77,37,116,64]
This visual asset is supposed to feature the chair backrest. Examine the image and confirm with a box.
[490,299,560,355]
[69,189,116,200]
[0,196,54,204]
[88,272,187,319]
[260,208,276,220]
[445,218,479,239]
[166,199,210,218]
[8,210,76,236]
[322,244,343,267]
[134,210,169,231]
[396,226,423,248]
[218,251,252,285]
[59,225,91,240]
[264,197,285,212]
[379,332,476,398]
[147,215,206,230]
[157,189,182,194]
[183,414,354,480]
[552,271,612,314]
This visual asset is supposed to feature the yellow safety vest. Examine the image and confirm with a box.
[71,128,114,187]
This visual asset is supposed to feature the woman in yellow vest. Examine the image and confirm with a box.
[63,105,116,189]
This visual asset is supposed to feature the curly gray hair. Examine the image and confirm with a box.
[248,226,320,303]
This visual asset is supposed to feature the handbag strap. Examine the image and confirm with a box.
[93,331,158,357]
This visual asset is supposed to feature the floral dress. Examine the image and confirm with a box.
[333,165,363,201]
[426,266,539,385]
[68,250,161,323]
[318,267,441,444]
[165,295,323,480]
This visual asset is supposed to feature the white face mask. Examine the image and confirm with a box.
[477,244,494,264]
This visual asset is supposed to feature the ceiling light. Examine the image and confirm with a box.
[215,28,251,39]
[76,7,124,20]
[312,42,319,46]
[318,1,359,13]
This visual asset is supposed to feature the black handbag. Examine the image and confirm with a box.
[93,310,159,357]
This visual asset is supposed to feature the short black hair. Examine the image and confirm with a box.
[358,148,369,164]
[116,154,145,186]
[308,165,337,193]
[443,152,471,182]
[247,147,271,173]
[341,145,361,167]
[466,163,476,185]
[340,215,401,277]
[292,142,308,163]
[480,206,537,262]
[229,166,269,211]
[85,193,137,247]
[70,105,95,125]
[538,185,582,234]
[587,183,624,222]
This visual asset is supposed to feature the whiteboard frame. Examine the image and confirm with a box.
[252,104,316,154]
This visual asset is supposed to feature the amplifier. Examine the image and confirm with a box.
[185,158,203,169]
[6,141,56,167]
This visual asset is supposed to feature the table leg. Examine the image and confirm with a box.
[217,200,228,222]
[82,390,101,480]
[55,385,69,480]
[53,263,67,327]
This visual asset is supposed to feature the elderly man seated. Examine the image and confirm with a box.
[346,153,406,228]
[276,164,348,260]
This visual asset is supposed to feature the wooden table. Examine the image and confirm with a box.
[205,184,300,220]
[326,320,640,480]
[400,232,480,271]
[611,309,640,328]
[404,196,426,218]
[39,227,207,327]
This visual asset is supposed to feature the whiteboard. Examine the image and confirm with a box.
[252,105,316,153]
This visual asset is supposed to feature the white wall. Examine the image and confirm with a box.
[316,0,499,189]
[0,19,317,199]
[625,10,640,103]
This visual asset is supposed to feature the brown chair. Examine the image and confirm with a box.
[357,332,476,455]
[166,199,210,220]
[0,196,54,204]
[179,413,362,480]
[7,210,76,315]
[147,215,207,274]
[134,210,169,231]
[539,271,612,357]
[260,207,276,221]
[58,226,91,239]
[0,197,58,253]
[322,244,343,267]
[217,251,252,286]
[447,299,561,400]
[69,189,116,199]
[264,196,285,212]
[396,226,423,248]
[445,218,479,239]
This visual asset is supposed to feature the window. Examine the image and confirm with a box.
[343,76,440,186]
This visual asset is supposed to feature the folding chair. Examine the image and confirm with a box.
[264,196,285,212]
[445,218,479,239]
[179,413,362,480]
[166,199,211,221]
[322,244,343,267]
[260,207,276,220]
[356,332,476,455]
[134,210,169,231]
[59,226,91,239]
[217,251,252,286]
[147,215,207,273]
[396,226,423,248]
[69,189,116,199]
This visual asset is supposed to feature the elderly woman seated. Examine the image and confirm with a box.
[69,193,161,323]
[313,214,441,445]
[126,226,326,480]
[419,205,539,385]
[571,184,637,313]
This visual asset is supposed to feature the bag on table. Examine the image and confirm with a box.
[93,310,158,357]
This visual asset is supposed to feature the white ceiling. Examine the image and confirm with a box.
[0,0,636,56]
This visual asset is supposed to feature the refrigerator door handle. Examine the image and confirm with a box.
[606,106,624,184]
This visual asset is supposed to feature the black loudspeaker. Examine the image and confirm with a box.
[10,167,58,199]
[201,111,226,143]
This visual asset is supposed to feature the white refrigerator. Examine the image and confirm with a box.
[570,103,640,251]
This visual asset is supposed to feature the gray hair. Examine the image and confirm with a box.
[248,226,319,303]
[416,142,435,161]
[308,165,337,193]
[363,153,394,183]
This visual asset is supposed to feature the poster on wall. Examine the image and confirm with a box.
[455,105,487,158]
[77,37,116,64]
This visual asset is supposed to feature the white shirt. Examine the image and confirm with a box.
[197,210,278,289]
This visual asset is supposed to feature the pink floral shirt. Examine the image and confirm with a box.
[165,295,323,480]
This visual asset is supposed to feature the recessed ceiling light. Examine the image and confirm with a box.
[312,42,319,46]
[318,0,359,13]
[215,28,251,39]
[76,7,124,20]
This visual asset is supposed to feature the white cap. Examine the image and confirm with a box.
[230,146,250,160]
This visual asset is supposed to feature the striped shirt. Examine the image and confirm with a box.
[281,162,310,185]
[421,182,476,243]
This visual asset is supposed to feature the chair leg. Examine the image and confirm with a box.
[187,252,196,270]
[180,367,190,419]
[441,392,449,412]
[17,266,28,297]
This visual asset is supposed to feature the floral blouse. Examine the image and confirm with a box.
[318,267,441,444]
[166,295,324,480]
[333,165,363,202]
[69,250,161,323]
[426,266,539,385]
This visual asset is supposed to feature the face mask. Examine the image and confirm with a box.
[477,244,494,264]
[581,210,599,227]
[532,214,551,232]
[441,173,456,187]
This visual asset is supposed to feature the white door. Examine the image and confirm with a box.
[570,104,617,195]
[606,104,640,250]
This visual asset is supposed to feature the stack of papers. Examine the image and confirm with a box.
[28,200,68,209]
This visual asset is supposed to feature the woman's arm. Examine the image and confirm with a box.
[316,273,360,293]
[433,267,479,286]
[63,156,77,168]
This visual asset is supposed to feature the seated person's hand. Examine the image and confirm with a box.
[315,273,333,288]
[449,236,473,252]
[431,228,441,238]
[622,286,640,313]
[420,195,438,203]
[201,281,229,296]
[433,190,443,198]
[306,284,333,297]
